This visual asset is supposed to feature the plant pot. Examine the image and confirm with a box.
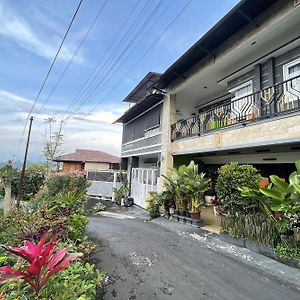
[169,207,175,215]
[205,195,214,206]
[185,211,191,218]
[190,211,201,220]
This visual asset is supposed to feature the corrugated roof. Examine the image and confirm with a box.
[122,72,161,103]
[115,93,163,123]
[53,149,120,164]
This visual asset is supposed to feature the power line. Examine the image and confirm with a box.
[59,0,153,120]
[64,0,164,120]
[15,0,84,159]
[69,0,173,117]
[36,0,109,115]
[81,0,193,118]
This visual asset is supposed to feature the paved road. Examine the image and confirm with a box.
[87,215,300,300]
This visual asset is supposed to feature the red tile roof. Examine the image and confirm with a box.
[53,149,119,164]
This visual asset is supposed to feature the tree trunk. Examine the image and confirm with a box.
[3,181,13,216]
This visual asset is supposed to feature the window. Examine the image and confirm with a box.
[230,81,253,100]
[229,80,253,115]
[283,58,300,101]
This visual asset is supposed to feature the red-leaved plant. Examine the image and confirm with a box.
[0,233,82,298]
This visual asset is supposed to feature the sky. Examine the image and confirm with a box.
[0,0,239,162]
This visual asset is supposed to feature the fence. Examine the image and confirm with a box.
[130,168,158,208]
[86,170,127,201]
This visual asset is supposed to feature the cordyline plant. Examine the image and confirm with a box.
[0,233,82,299]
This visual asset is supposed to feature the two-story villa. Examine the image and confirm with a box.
[151,0,300,229]
[157,0,300,183]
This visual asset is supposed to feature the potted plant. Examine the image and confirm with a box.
[190,197,202,220]
[180,161,210,219]
[163,161,210,219]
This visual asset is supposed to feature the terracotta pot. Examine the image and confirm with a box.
[190,211,201,220]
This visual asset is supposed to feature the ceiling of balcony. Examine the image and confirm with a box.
[175,4,300,120]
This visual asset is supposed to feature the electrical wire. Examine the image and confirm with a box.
[58,0,154,119]
[81,0,193,118]
[67,0,173,118]
[36,0,108,115]
[15,0,84,159]
[64,0,164,120]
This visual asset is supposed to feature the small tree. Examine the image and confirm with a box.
[216,162,262,214]
[43,118,64,176]
[0,161,15,216]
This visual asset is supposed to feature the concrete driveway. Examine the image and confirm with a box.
[87,213,300,300]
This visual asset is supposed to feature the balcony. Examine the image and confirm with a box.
[171,75,300,141]
[121,125,162,157]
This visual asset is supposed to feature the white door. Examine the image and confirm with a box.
[130,168,158,208]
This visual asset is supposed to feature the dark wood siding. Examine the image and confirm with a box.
[261,61,269,89]
[227,45,300,92]
[122,104,161,143]
[227,69,255,90]
[274,45,300,84]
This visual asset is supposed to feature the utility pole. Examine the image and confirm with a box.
[16,116,34,208]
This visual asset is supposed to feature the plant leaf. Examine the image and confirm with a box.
[260,188,284,201]
[269,175,289,192]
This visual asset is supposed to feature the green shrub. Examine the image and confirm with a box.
[145,192,161,219]
[0,262,105,300]
[43,174,90,197]
[68,213,89,242]
[216,162,262,214]
[11,169,45,201]
[276,242,300,261]
[45,190,87,214]
[113,180,129,205]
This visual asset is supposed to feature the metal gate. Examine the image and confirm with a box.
[130,168,158,208]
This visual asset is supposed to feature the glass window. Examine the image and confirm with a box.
[283,58,300,102]
[229,81,253,115]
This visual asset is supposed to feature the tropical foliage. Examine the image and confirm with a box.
[220,160,300,262]
[0,174,104,299]
[163,161,210,213]
[216,162,262,214]
[0,233,82,298]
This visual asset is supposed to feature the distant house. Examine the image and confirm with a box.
[53,149,120,174]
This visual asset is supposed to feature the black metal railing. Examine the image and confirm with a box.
[171,75,300,141]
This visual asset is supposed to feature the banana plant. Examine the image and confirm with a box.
[260,160,300,220]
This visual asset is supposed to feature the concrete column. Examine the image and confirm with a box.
[158,94,176,190]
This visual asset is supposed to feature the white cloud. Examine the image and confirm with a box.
[0,1,83,62]
[0,90,126,162]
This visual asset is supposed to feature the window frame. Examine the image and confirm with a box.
[229,80,253,100]
[283,57,300,81]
